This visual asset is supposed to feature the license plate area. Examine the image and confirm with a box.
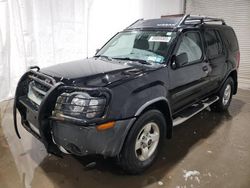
[26,108,40,135]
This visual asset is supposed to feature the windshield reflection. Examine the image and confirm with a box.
[97,31,176,65]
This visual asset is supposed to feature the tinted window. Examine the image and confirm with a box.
[176,32,203,65]
[222,29,239,52]
[204,30,223,58]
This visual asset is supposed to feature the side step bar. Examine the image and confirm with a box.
[173,96,219,127]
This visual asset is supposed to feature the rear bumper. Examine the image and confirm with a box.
[51,118,136,157]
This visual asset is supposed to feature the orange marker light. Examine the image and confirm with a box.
[96,121,115,131]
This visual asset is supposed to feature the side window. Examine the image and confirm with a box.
[222,29,239,52]
[204,30,223,58]
[176,32,203,65]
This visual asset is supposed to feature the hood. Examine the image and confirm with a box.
[40,58,147,87]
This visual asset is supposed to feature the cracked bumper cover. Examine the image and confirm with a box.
[52,118,136,157]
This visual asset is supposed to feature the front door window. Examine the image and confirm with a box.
[176,32,203,65]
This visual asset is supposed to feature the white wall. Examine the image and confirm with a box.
[0,0,183,101]
[88,0,184,56]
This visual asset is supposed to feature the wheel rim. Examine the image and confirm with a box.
[135,122,160,161]
[222,84,231,106]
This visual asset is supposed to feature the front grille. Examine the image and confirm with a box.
[27,71,56,105]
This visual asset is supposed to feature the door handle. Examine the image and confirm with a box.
[202,66,208,72]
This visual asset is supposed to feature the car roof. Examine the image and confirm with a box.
[125,15,227,31]
[127,16,183,30]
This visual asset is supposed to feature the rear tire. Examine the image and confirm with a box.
[119,109,166,174]
[211,77,234,112]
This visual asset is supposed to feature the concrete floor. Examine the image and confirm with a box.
[1,89,250,188]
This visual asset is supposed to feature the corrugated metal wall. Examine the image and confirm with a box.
[186,0,250,90]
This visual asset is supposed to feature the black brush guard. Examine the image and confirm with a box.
[13,68,64,156]
[13,67,111,156]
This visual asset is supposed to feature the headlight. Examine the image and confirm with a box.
[69,93,89,112]
[54,92,107,120]
[87,98,106,118]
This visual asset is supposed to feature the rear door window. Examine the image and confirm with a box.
[204,30,223,58]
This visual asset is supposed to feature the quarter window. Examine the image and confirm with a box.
[222,29,238,52]
[176,32,203,65]
[204,30,223,58]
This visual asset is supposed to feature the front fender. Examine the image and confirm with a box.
[119,82,173,138]
[121,82,167,117]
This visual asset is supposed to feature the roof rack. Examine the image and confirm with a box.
[125,15,226,31]
[178,14,226,26]
[126,18,144,29]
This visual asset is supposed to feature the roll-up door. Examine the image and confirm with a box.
[186,0,250,89]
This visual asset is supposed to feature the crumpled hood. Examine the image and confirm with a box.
[40,58,147,87]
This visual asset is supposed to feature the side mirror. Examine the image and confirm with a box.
[95,49,100,54]
[171,53,188,69]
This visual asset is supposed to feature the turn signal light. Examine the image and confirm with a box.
[96,121,115,131]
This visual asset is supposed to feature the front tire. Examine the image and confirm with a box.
[119,109,166,174]
[211,77,234,112]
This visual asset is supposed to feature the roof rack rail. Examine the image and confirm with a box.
[126,18,144,29]
[178,14,226,26]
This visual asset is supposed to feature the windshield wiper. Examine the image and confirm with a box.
[94,55,113,61]
[113,57,152,65]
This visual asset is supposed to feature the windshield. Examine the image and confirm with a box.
[96,31,176,65]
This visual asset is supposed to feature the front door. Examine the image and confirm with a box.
[168,30,211,113]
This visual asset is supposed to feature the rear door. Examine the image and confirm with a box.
[203,28,227,90]
[169,30,212,112]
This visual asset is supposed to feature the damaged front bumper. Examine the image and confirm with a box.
[13,68,135,157]
[51,118,135,156]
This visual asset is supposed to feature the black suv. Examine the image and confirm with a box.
[14,15,240,174]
